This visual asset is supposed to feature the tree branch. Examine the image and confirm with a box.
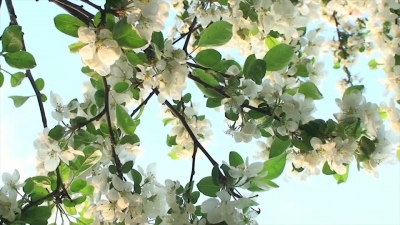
[102,77,124,180]
[5,0,48,128]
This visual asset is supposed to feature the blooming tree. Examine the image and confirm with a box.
[0,0,400,224]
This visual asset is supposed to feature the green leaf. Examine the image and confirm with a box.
[116,104,137,135]
[73,195,86,205]
[126,50,146,66]
[183,93,192,103]
[68,42,87,53]
[54,14,86,37]
[334,164,349,184]
[120,134,140,145]
[248,110,265,119]
[94,89,105,108]
[269,138,291,158]
[48,125,65,141]
[21,206,52,224]
[151,31,164,51]
[75,150,102,177]
[192,69,219,87]
[248,59,266,84]
[292,139,313,151]
[10,72,25,87]
[248,177,279,192]
[360,136,376,157]
[243,54,256,79]
[0,72,4,87]
[131,169,142,185]
[34,78,45,91]
[343,85,364,100]
[113,18,147,49]
[4,51,37,69]
[192,69,224,98]
[263,153,287,180]
[206,97,223,108]
[74,129,97,144]
[322,162,336,175]
[298,81,323,100]
[190,191,201,204]
[1,25,23,53]
[79,185,94,196]
[195,49,222,68]
[229,151,244,167]
[325,119,337,135]
[197,176,220,197]
[94,12,115,30]
[296,64,309,77]
[265,35,280,49]
[263,44,294,71]
[109,165,117,174]
[23,178,34,194]
[122,160,134,173]
[114,81,130,93]
[211,165,221,185]
[166,135,177,147]
[9,95,30,108]
[70,179,87,193]
[198,21,233,47]
[41,93,47,102]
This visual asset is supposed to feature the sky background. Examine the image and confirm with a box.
[0,1,399,225]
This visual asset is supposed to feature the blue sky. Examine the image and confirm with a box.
[0,1,399,225]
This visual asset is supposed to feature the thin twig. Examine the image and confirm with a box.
[76,108,106,129]
[183,17,198,55]
[56,167,71,201]
[187,62,231,78]
[102,77,124,180]
[79,0,101,11]
[173,25,201,45]
[186,145,198,202]
[130,90,155,117]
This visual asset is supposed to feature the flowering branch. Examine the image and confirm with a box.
[187,72,279,121]
[332,11,354,86]
[154,88,218,167]
[102,76,124,180]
